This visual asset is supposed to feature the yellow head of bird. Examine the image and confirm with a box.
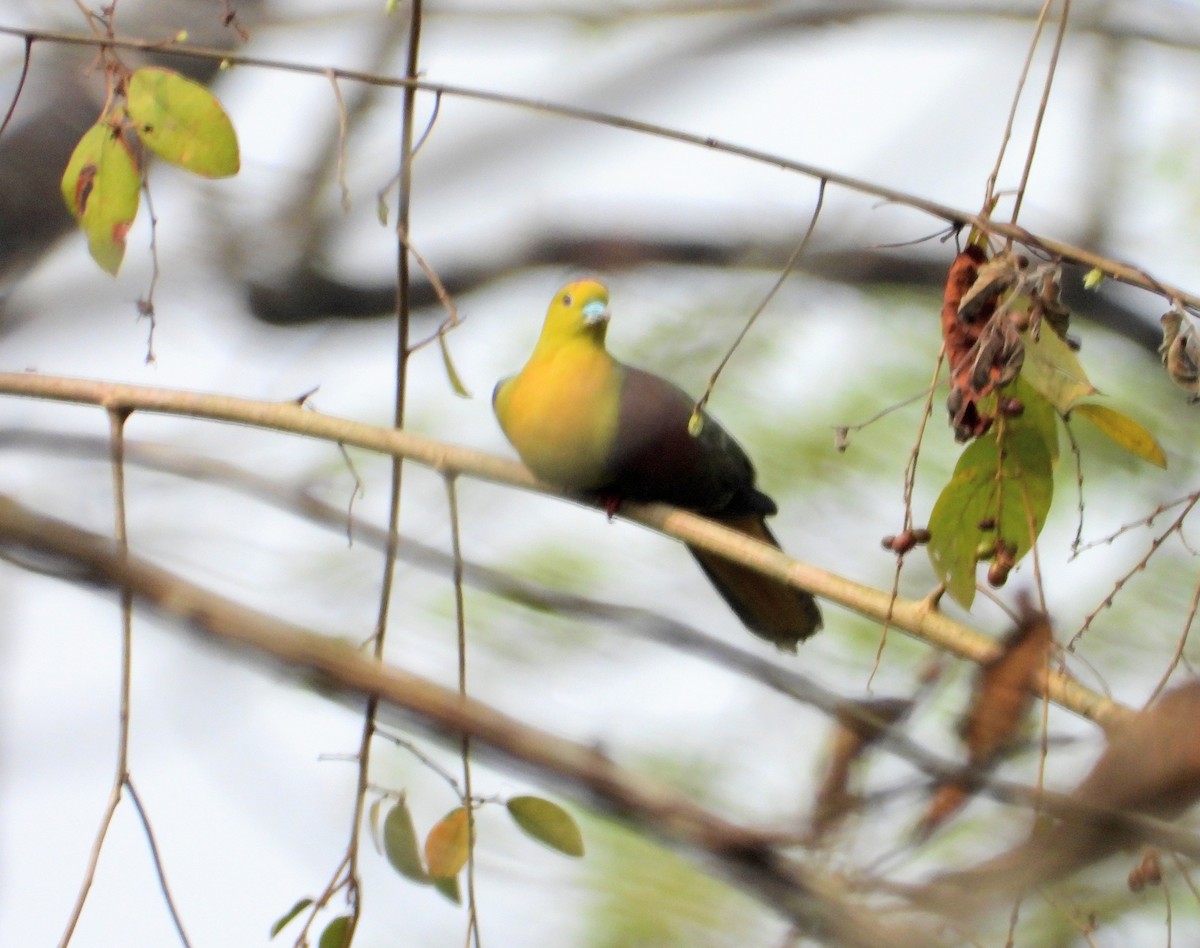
[539,280,611,349]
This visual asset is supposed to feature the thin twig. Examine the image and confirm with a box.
[374,728,463,795]
[1070,493,1200,650]
[983,0,1054,214]
[1145,576,1200,705]
[0,35,33,139]
[1073,492,1200,556]
[1009,0,1071,230]
[324,69,352,212]
[868,349,946,685]
[125,776,192,947]
[693,179,826,416]
[445,475,481,947]
[138,182,160,363]
[1062,414,1086,557]
[339,0,425,938]
[59,408,139,946]
[831,385,935,453]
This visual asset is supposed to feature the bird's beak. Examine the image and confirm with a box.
[582,299,610,326]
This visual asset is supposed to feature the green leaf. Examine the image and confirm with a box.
[1073,402,1167,469]
[126,67,240,178]
[1083,267,1105,290]
[318,915,352,948]
[506,795,585,857]
[60,120,141,274]
[424,806,471,879]
[928,383,1055,609]
[1020,326,1096,413]
[438,331,472,398]
[1011,376,1060,464]
[269,897,313,938]
[433,875,461,904]
[382,799,429,882]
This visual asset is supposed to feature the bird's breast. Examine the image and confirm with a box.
[496,347,623,490]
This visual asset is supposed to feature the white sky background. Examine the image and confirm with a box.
[4,1,1200,945]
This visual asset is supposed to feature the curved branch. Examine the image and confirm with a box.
[0,371,1127,728]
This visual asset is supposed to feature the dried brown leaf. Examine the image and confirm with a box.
[929,681,1200,909]
[810,698,912,841]
[1073,681,1200,819]
[918,782,973,839]
[960,597,1052,768]
[918,600,1051,839]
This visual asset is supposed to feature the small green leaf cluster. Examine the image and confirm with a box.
[60,67,240,274]
[269,791,583,945]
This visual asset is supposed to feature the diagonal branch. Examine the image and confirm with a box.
[0,372,1127,729]
[0,492,934,948]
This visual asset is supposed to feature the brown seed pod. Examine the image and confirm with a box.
[998,397,1025,418]
[882,531,916,555]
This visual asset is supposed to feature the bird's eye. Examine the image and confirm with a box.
[561,294,572,307]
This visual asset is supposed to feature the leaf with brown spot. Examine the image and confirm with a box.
[60,119,141,274]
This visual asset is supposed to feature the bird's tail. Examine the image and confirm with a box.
[688,515,822,651]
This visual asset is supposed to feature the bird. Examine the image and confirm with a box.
[492,278,822,650]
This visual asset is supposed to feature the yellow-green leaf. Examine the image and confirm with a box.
[438,331,472,398]
[1083,267,1105,290]
[269,897,313,938]
[126,67,240,178]
[382,799,429,882]
[1020,326,1095,413]
[928,383,1055,609]
[506,795,585,857]
[1073,402,1167,469]
[318,915,352,948]
[60,120,141,274]
[424,806,471,879]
